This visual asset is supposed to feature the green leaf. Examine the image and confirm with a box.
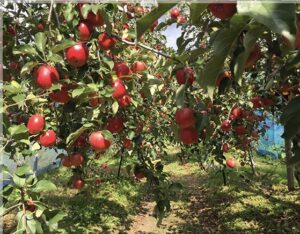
[51,40,76,53]
[48,54,63,63]
[27,219,37,234]
[234,23,265,85]
[20,62,38,76]
[13,45,38,55]
[136,3,177,40]
[198,15,249,100]
[32,180,57,193]
[62,3,75,22]
[80,4,91,19]
[35,220,43,234]
[12,94,26,104]
[48,211,66,231]
[100,8,112,35]
[66,127,86,147]
[112,101,119,115]
[8,124,28,136]
[35,32,47,53]
[190,3,208,25]
[175,84,186,108]
[13,174,26,187]
[15,165,33,176]
[72,87,85,98]
[101,130,114,141]
[237,3,296,43]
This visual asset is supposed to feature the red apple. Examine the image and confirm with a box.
[98,32,117,50]
[78,20,93,42]
[245,44,261,69]
[118,94,131,108]
[131,61,147,73]
[221,120,231,132]
[178,16,185,24]
[226,157,236,168]
[222,143,229,152]
[72,134,87,148]
[27,114,45,135]
[39,130,56,147]
[170,8,180,19]
[25,200,36,213]
[134,164,145,179]
[49,90,71,104]
[216,70,231,86]
[37,22,44,31]
[35,64,59,89]
[70,153,84,167]
[123,138,133,150]
[208,3,237,20]
[66,43,89,68]
[176,67,195,85]
[62,156,72,167]
[106,116,124,133]
[231,107,243,119]
[113,62,130,79]
[72,177,85,189]
[88,92,101,107]
[112,79,126,99]
[179,127,199,145]
[89,131,111,151]
[175,107,195,129]
[251,96,263,108]
[7,25,16,36]
[235,125,246,135]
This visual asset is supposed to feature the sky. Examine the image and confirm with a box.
[159,16,182,50]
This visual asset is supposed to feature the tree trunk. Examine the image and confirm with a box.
[248,146,257,175]
[285,139,295,191]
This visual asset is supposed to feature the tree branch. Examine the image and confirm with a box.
[111,33,181,63]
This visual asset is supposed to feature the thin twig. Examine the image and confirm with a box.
[111,33,181,63]
[47,0,54,23]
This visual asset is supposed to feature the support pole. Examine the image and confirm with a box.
[285,139,295,191]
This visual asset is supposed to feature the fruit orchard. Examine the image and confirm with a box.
[1,1,300,233]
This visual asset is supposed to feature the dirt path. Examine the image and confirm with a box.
[127,166,221,234]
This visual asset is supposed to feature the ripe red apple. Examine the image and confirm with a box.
[78,4,104,27]
[70,153,84,167]
[123,23,129,30]
[78,20,93,42]
[251,96,263,108]
[216,70,231,86]
[222,143,229,152]
[134,164,145,179]
[226,157,236,168]
[49,90,71,104]
[150,20,158,32]
[37,22,44,31]
[72,177,85,189]
[10,62,20,71]
[66,43,89,68]
[25,200,36,213]
[106,116,124,133]
[113,62,130,79]
[231,107,243,119]
[261,98,273,107]
[118,94,131,108]
[221,120,231,132]
[89,131,111,151]
[7,25,16,36]
[175,107,195,129]
[176,67,195,85]
[88,92,101,107]
[72,134,87,148]
[112,79,126,99]
[39,130,56,147]
[170,8,180,19]
[134,6,144,15]
[123,138,133,150]
[62,156,72,167]
[178,16,185,24]
[179,127,199,145]
[27,114,45,135]
[245,44,261,69]
[35,64,59,89]
[235,125,246,135]
[208,3,237,20]
[131,61,147,73]
[98,32,117,50]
